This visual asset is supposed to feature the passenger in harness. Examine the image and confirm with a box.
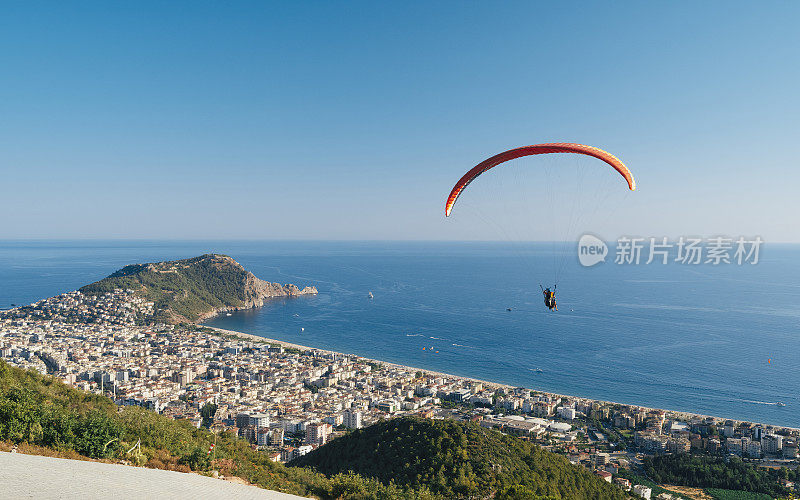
[540,285,557,311]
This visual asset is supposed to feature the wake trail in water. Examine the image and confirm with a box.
[737,399,780,406]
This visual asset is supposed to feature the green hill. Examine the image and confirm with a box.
[79,254,316,323]
[290,417,627,499]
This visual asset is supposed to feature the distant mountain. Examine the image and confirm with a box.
[290,416,627,499]
[79,254,317,324]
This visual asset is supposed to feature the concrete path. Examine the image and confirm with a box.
[0,451,307,499]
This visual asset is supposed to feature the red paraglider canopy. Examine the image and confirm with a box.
[445,143,635,217]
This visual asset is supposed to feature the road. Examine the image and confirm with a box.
[0,451,307,499]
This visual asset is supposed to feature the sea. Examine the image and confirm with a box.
[1,240,798,428]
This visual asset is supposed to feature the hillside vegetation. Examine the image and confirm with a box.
[79,254,313,323]
[290,417,627,499]
[705,489,772,500]
[643,454,797,498]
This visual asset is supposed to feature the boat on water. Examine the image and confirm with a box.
[506,307,512,311]
[368,291,374,299]
[776,402,786,407]
[225,313,232,317]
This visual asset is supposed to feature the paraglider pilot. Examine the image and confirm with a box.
[540,285,557,311]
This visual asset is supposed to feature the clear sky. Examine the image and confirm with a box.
[2,1,799,241]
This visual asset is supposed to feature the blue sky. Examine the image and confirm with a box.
[1,1,798,240]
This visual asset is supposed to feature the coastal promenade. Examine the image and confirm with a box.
[0,451,305,499]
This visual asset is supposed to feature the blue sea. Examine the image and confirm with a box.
[1,240,798,428]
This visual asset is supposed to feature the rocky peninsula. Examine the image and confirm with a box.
[77,254,317,324]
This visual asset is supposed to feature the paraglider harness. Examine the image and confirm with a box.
[540,285,557,311]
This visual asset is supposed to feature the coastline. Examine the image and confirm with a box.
[205,326,799,431]
[4,244,796,432]
[194,286,319,324]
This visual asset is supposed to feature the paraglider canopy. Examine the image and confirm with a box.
[445,143,635,217]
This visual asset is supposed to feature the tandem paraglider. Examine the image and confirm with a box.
[444,142,636,311]
[540,285,557,311]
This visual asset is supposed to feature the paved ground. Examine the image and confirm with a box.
[0,451,307,499]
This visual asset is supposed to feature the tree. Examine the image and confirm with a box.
[200,402,217,428]
[180,446,210,471]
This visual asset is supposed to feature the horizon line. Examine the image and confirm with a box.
[0,237,794,244]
